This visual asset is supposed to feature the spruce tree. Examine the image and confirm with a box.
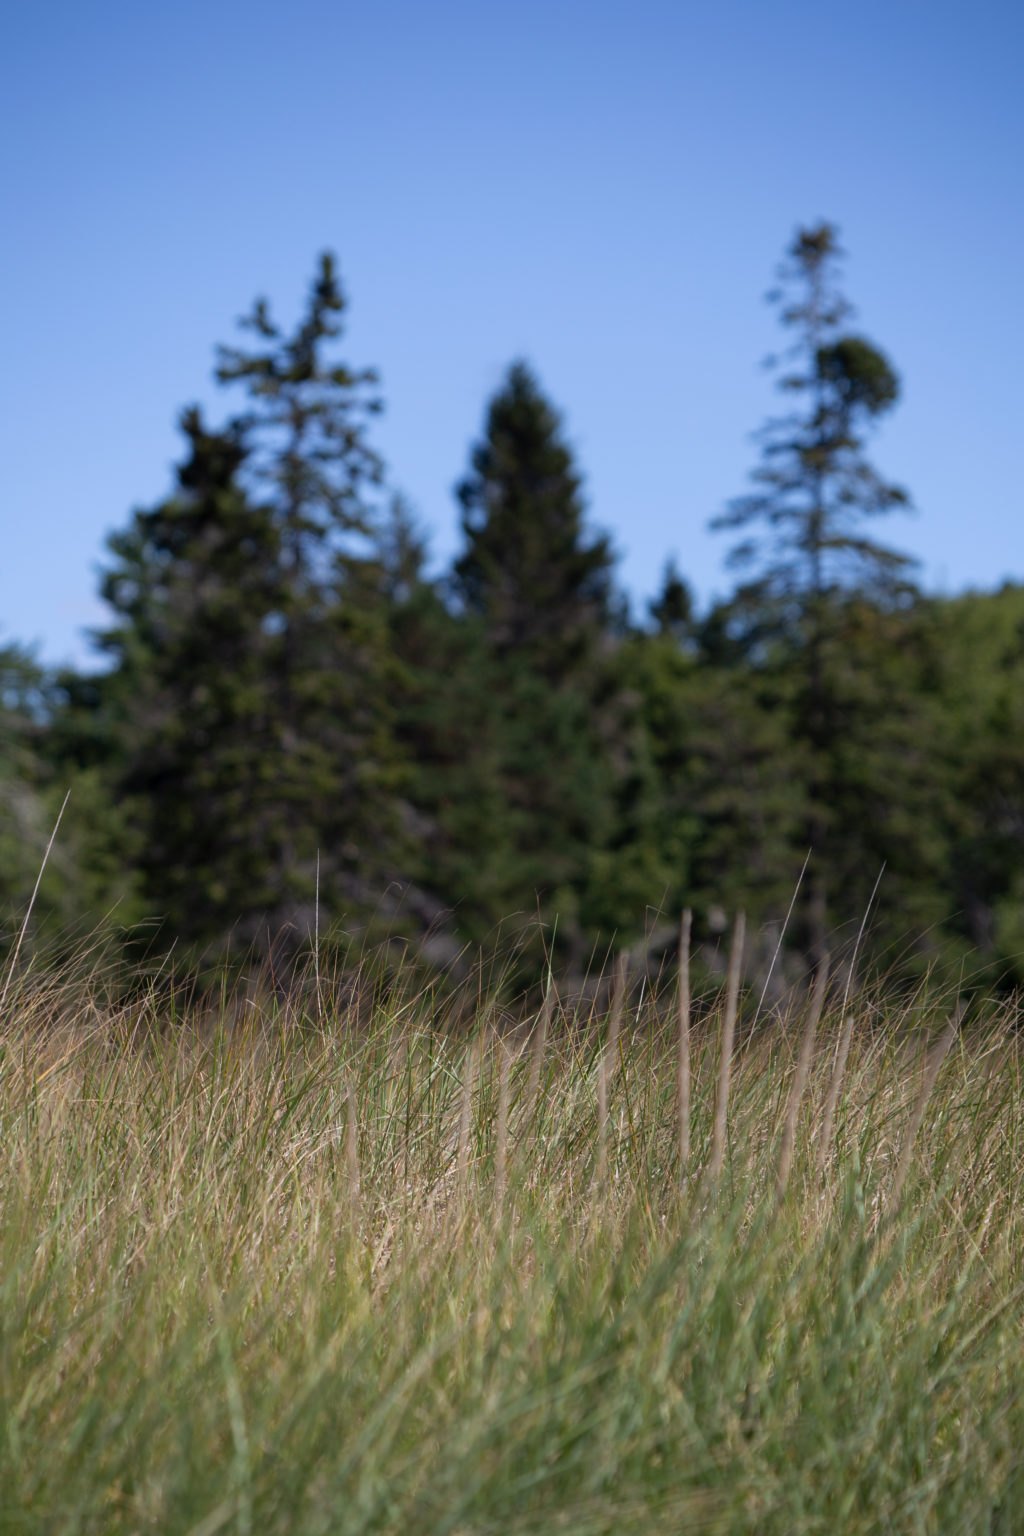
[96,257,400,954]
[454,362,614,679]
[450,363,624,962]
[715,226,912,615]
[97,409,302,943]
[215,251,383,556]
[713,224,916,959]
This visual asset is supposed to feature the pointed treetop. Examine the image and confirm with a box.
[214,252,384,540]
[454,360,614,674]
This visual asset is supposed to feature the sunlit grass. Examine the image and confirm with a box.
[1,950,1023,1533]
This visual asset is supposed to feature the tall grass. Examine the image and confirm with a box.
[1,955,1023,1533]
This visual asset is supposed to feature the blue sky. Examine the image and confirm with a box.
[3,0,1022,667]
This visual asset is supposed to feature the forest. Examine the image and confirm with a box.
[4,223,1024,996]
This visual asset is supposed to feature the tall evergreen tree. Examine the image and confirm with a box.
[454,362,614,678]
[713,224,916,959]
[96,257,400,954]
[715,226,912,615]
[216,255,400,928]
[449,363,626,962]
[97,410,294,943]
[216,251,383,558]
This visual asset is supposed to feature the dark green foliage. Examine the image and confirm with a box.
[10,242,1024,990]
[714,224,913,620]
[780,594,953,967]
[582,631,699,934]
[455,361,614,679]
[0,647,139,953]
[713,224,918,959]
[97,410,300,943]
[92,259,402,956]
[216,251,383,540]
[0,648,59,936]
[648,561,695,644]
[446,363,640,965]
[930,585,1024,981]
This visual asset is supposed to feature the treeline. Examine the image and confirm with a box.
[3,227,1024,990]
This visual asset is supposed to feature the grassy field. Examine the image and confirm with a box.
[2,942,1023,1534]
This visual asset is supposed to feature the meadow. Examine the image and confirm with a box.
[1,929,1023,1534]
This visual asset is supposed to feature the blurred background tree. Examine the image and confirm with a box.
[712,223,918,963]
[71,257,404,960]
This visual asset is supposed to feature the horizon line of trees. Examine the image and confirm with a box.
[4,224,1024,996]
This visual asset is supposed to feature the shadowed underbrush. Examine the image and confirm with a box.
[2,950,1023,1534]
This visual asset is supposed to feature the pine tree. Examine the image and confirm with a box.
[713,224,916,959]
[450,362,624,963]
[649,560,695,645]
[454,361,614,679]
[215,255,401,934]
[96,257,401,955]
[714,225,912,617]
[215,251,383,557]
[97,410,299,943]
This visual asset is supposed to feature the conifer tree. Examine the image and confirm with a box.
[715,226,912,616]
[97,410,294,942]
[96,257,400,953]
[212,254,401,934]
[649,560,695,645]
[450,363,626,961]
[713,224,916,958]
[215,251,383,561]
[454,362,614,679]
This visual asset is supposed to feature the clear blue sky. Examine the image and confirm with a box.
[3,0,1022,667]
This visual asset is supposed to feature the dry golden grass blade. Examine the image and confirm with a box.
[677,908,692,1175]
[526,976,555,1114]
[494,1033,510,1211]
[595,1039,610,1188]
[776,954,829,1204]
[608,949,629,1056]
[889,999,966,1213]
[817,997,859,1175]
[596,950,629,1187]
[345,1072,361,1213]
[816,874,885,1175]
[0,789,71,1020]
[458,1031,481,1198]
[706,911,745,1190]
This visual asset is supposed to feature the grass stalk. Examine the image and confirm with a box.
[0,788,70,1019]
[677,908,692,1176]
[706,910,745,1190]
[458,1029,480,1198]
[345,1071,361,1212]
[494,1032,510,1212]
[817,864,885,1173]
[889,999,966,1213]
[527,973,554,1115]
[596,950,629,1186]
[776,953,828,1203]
